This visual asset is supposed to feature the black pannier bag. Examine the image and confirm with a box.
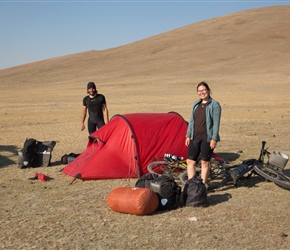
[32,140,56,167]
[149,174,181,210]
[18,138,56,168]
[183,176,209,207]
[18,138,37,168]
[135,173,160,189]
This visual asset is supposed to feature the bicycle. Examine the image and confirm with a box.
[147,141,290,191]
[180,141,290,190]
[179,155,257,190]
[147,152,224,184]
[147,154,189,181]
[156,149,258,190]
[182,141,290,190]
[253,141,290,190]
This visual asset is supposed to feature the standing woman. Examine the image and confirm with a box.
[185,81,221,184]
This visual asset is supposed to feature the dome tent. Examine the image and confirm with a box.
[62,112,188,180]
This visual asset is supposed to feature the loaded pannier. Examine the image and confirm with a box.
[18,138,56,168]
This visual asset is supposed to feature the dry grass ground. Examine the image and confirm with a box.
[0,6,290,249]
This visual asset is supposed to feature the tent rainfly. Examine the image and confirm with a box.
[62,112,188,180]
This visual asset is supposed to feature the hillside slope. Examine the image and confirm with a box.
[0,5,289,86]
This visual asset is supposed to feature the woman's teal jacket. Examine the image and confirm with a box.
[186,98,221,142]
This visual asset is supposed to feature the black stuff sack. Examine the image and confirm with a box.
[135,173,160,189]
[61,152,80,165]
[183,176,209,207]
[61,154,69,165]
[18,138,37,168]
[149,174,181,210]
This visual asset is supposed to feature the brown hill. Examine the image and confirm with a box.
[0,5,289,86]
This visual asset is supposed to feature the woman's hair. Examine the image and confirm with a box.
[197,81,211,97]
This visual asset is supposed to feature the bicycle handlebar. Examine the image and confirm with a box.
[258,141,271,162]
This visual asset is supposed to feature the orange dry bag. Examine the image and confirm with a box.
[106,187,159,215]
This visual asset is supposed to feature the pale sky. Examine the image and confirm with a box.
[0,0,289,69]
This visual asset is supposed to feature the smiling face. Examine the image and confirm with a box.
[87,87,97,96]
[197,84,209,101]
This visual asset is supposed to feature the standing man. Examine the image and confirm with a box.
[81,82,109,134]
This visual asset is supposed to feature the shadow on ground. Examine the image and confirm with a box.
[207,174,268,205]
[50,160,62,166]
[215,152,241,162]
[283,168,290,176]
[0,144,62,168]
[0,145,18,168]
[208,193,232,206]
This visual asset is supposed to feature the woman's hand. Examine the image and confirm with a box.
[185,137,191,147]
[210,140,217,149]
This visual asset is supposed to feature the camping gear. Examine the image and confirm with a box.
[149,174,181,210]
[135,173,159,188]
[18,138,37,168]
[62,112,188,180]
[61,154,69,165]
[34,172,47,182]
[61,153,80,165]
[28,173,48,182]
[18,138,56,168]
[183,176,209,207]
[32,141,56,167]
[269,151,289,169]
[106,187,159,215]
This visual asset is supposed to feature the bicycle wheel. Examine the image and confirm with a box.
[253,163,290,190]
[147,161,185,179]
[180,164,228,188]
[147,161,168,175]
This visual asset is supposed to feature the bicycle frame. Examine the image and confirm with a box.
[253,141,290,190]
[163,156,187,175]
[148,152,226,184]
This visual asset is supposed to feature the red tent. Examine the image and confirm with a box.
[62,112,188,180]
